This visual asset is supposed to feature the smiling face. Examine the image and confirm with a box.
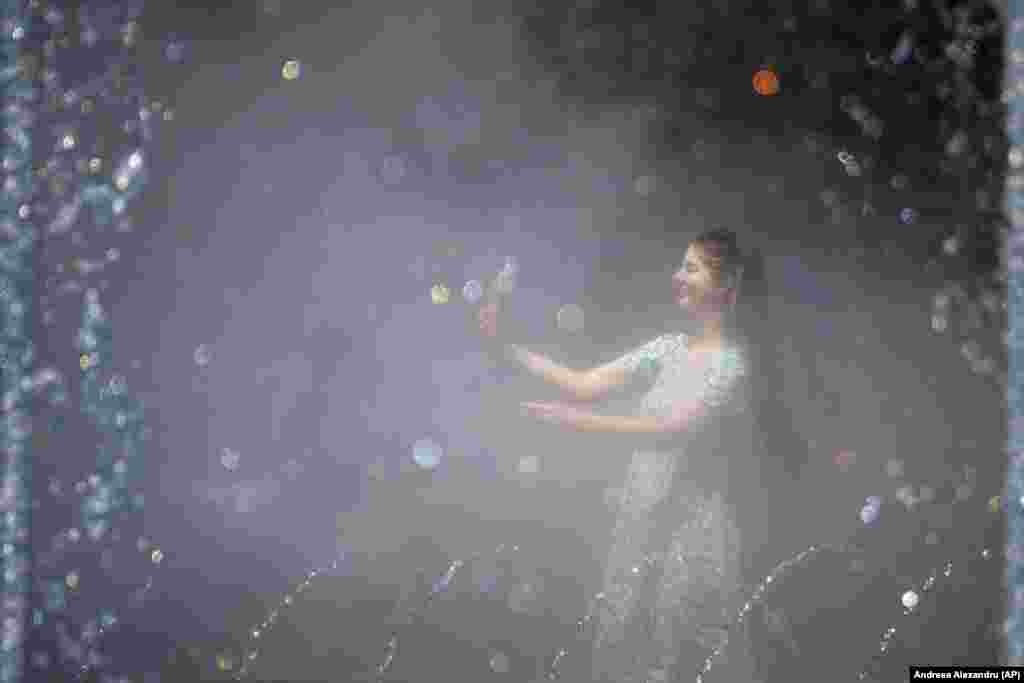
[672,243,732,314]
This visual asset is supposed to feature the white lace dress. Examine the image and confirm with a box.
[587,332,750,683]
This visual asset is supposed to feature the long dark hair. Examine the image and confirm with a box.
[693,228,810,577]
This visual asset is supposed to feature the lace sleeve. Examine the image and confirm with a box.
[699,347,749,415]
[603,335,670,376]
[656,345,749,430]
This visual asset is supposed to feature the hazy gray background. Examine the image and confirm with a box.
[31,0,1001,677]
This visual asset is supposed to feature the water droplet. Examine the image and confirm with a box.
[518,455,539,474]
[946,130,968,157]
[556,304,585,333]
[462,280,483,304]
[901,590,919,609]
[282,60,302,80]
[194,345,211,367]
[861,503,880,525]
[412,439,443,470]
[494,258,518,294]
[896,486,917,508]
[165,40,185,63]
[122,21,138,48]
[221,448,241,471]
[489,650,510,673]
[891,32,914,64]
[430,283,450,304]
[151,549,163,564]
[216,652,234,671]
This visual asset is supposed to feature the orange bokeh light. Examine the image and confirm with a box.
[752,69,779,96]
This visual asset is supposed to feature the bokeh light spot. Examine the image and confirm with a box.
[281,60,302,80]
[430,283,450,304]
[752,69,779,96]
[462,280,483,304]
[412,439,443,470]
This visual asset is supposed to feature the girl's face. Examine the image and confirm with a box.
[672,244,732,315]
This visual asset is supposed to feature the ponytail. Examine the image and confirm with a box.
[728,246,810,581]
